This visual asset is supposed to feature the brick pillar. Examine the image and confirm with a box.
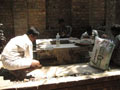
[0,0,14,41]
[27,0,46,35]
[72,0,89,37]
[89,0,105,28]
[115,0,120,24]
[46,0,72,37]
[13,0,46,37]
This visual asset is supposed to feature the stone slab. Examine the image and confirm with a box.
[35,42,92,65]
[1,63,120,90]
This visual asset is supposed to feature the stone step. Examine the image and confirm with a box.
[0,80,13,88]
[0,76,4,80]
[0,76,13,88]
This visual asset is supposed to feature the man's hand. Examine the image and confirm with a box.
[31,60,42,69]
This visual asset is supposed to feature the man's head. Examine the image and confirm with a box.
[111,24,120,37]
[26,27,39,42]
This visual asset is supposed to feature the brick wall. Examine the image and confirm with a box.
[0,0,119,40]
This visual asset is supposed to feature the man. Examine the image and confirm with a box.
[80,26,98,40]
[80,26,108,43]
[80,26,99,46]
[0,30,6,53]
[110,24,120,66]
[0,23,6,53]
[58,19,72,38]
[1,27,42,80]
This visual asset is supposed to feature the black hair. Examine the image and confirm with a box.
[111,24,120,31]
[111,24,120,36]
[58,18,65,24]
[86,25,92,36]
[26,27,39,37]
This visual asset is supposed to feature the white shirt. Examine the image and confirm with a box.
[1,34,33,61]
